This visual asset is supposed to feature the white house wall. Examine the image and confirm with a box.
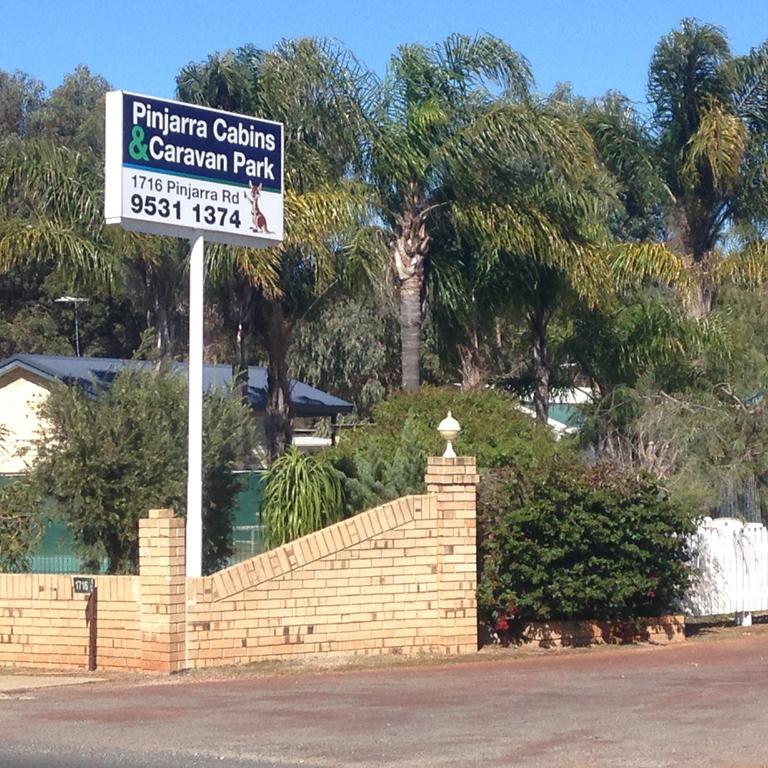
[0,370,52,475]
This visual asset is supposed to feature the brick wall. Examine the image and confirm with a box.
[139,509,186,673]
[0,574,140,671]
[0,456,479,672]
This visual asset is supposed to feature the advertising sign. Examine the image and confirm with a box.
[105,91,283,248]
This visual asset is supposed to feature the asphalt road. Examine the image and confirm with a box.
[2,630,768,768]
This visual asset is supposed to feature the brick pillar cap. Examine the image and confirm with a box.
[148,508,175,519]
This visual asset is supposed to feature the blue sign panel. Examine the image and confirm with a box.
[122,93,282,192]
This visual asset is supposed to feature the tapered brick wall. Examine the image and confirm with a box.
[0,456,479,671]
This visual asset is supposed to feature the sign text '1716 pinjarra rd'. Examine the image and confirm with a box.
[105,91,284,248]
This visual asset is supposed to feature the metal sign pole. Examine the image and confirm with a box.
[186,232,205,577]
[104,91,284,578]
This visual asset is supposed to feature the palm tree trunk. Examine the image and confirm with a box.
[459,326,484,389]
[232,283,254,403]
[399,272,422,391]
[263,303,293,459]
[393,204,430,391]
[685,256,715,318]
[667,205,716,317]
[529,305,550,424]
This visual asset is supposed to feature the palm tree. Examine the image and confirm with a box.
[575,91,667,244]
[178,39,378,456]
[371,33,532,391]
[443,107,613,420]
[0,139,113,289]
[434,90,700,422]
[178,46,277,384]
[0,139,194,359]
[648,19,768,314]
[118,233,189,359]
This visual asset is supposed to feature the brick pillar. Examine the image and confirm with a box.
[425,456,479,653]
[139,508,186,673]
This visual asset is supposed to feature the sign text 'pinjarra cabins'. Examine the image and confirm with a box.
[105,91,284,247]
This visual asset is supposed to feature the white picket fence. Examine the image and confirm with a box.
[683,517,768,623]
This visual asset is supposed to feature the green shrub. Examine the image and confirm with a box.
[262,447,344,548]
[332,387,567,512]
[23,368,257,574]
[0,481,43,572]
[332,411,428,513]
[477,459,695,625]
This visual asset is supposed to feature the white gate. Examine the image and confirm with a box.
[683,517,768,623]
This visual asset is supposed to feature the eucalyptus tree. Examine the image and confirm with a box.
[32,65,110,155]
[288,293,401,416]
[178,39,378,456]
[0,69,44,140]
[648,18,768,314]
[0,481,42,572]
[371,33,532,391]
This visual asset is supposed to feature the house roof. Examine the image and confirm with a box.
[0,354,353,417]
[547,403,585,429]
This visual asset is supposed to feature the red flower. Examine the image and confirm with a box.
[496,617,510,631]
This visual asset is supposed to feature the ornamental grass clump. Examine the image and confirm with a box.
[262,447,344,548]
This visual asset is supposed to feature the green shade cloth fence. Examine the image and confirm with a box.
[0,471,265,574]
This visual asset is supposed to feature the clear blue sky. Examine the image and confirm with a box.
[3,1,767,108]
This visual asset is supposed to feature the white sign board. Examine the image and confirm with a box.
[105,91,283,248]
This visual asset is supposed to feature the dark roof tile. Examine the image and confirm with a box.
[0,354,353,416]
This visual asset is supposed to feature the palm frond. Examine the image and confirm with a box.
[714,240,768,288]
[728,42,768,131]
[176,50,255,113]
[261,38,374,183]
[261,447,343,548]
[452,202,610,303]
[610,242,691,295]
[682,100,747,191]
[649,18,732,139]
[0,140,102,227]
[445,102,597,186]
[437,32,532,100]
[205,241,282,300]
[0,218,114,288]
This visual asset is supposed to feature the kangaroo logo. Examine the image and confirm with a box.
[249,182,273,234]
